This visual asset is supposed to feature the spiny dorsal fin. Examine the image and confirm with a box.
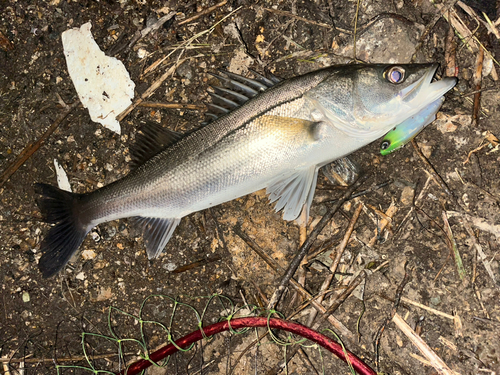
[204,70,281,123]
[130,122,182,169]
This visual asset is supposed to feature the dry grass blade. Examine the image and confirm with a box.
[461,220,496,284]
[446,211,500,239]
[434,0,480,53]
[392,313,460,375]
[0,352,136,364]
[263,8,333,29]
[442,211,466,280]
[141,7,241,78]
[117,6,241,122]
[435,0,500,73]
[138,102,205,110]
[411,0,457,62]
[400,297,455,320]
[457,1,500,40]
[117,58,189,121]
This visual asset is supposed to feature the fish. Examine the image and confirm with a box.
[35,63,457,277]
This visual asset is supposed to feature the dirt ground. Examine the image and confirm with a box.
[1,0,500,374]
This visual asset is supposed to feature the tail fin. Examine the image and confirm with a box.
[34,183,90,278]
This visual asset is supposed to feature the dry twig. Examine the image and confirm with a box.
[411,139,453,196]
[374,263,411,371]
[445,20,458,77]
[472,46,485,125]
[233,227,354,340]
[178,1,228,26]
[263,8,333,29]
[462,220,497,284]
[126,12,176,52]
[306,203,363,326]
[400,297,455,320]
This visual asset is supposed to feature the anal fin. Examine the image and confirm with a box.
[134,217,181,259]
[266,167,319,225]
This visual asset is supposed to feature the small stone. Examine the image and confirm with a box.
[82,249,97,260]
[400,186,415,206]
[164,262,176,272]
[22,291,30,303]
[462,193,469,208]
[137,48,147,59]
[94,286,113,302]
[417,142,432,158]
[91,231,101,242]
[76,272,86,280]
[430,296,441,306]
[102,226,116,240]
[437,120,457,133]
[177,61,193,80]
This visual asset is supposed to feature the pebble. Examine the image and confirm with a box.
[400,186,415,206]
[177,61,193,80]
[82,249,97,260]
[22,291,30,303]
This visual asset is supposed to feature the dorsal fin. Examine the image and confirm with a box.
[204,70,281,123]
[130,121,182,169]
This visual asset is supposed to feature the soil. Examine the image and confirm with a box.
[1,0,499,374]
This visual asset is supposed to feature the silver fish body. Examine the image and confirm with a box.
[35,64,457,277]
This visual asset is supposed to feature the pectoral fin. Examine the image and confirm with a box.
[266,166,319,224]
[134,217,181,259]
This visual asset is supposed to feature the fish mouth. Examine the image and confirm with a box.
[401,64,457,108]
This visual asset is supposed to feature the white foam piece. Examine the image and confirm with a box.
[62,22,135,134]
[53,159,72,192]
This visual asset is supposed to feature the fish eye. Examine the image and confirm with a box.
[385,66,405,84]
[380,140,391,150]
